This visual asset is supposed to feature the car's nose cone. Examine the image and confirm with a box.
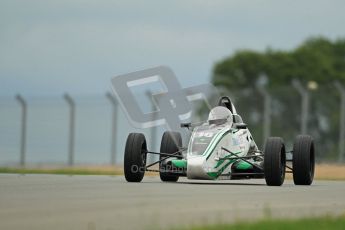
[187,156,210,179]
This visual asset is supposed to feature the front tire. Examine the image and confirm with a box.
[293,135,315,185]
[124,133,147,182]
[264,137,286,186]
[160,131,182,182]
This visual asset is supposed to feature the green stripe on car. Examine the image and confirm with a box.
[204,130,231,160]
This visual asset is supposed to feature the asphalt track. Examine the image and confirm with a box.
[0,174,345,230]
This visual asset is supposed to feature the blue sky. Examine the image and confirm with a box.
[1,0,345,96]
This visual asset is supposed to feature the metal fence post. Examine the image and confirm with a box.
[15,94,27,167]
[146,90,158,164]
[106,92,118,165]
[257,86,271,148]
[64,93,75,166]
[334,81,345,163]
[292,80,309,134]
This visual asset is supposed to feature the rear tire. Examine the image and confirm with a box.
[264,137,286,186]
[293,135,315,185]
[160,131,182,182]
[124,133,147,182]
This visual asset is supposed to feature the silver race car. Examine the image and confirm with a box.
[123,96,315,186]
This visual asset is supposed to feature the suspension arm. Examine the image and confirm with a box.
[221,147,264,171]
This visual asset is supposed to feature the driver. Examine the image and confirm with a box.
[208,106,233,126]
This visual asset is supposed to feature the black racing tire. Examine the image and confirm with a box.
[124,133,147,182]
[160,131,182,182]
[264,137,286,186]
[292,135,315,185]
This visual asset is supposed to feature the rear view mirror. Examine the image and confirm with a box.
[235,123,247,129]
[180,123,191,128]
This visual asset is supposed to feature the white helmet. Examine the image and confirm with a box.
[208,106,233,126]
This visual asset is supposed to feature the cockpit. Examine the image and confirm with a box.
[188,106,233,156]
[187,96,245,156]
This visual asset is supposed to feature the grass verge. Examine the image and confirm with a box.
[286,164,345,180]
[175,215,345,230]
[0,166,123,176]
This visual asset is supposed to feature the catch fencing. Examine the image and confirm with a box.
[0,81,344,166]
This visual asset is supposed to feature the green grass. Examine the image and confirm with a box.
[0,167,122,176]
[176,216,345,230]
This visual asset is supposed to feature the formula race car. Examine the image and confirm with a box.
[123,96,315,186]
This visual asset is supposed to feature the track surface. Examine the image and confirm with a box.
[1,174,345,230]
